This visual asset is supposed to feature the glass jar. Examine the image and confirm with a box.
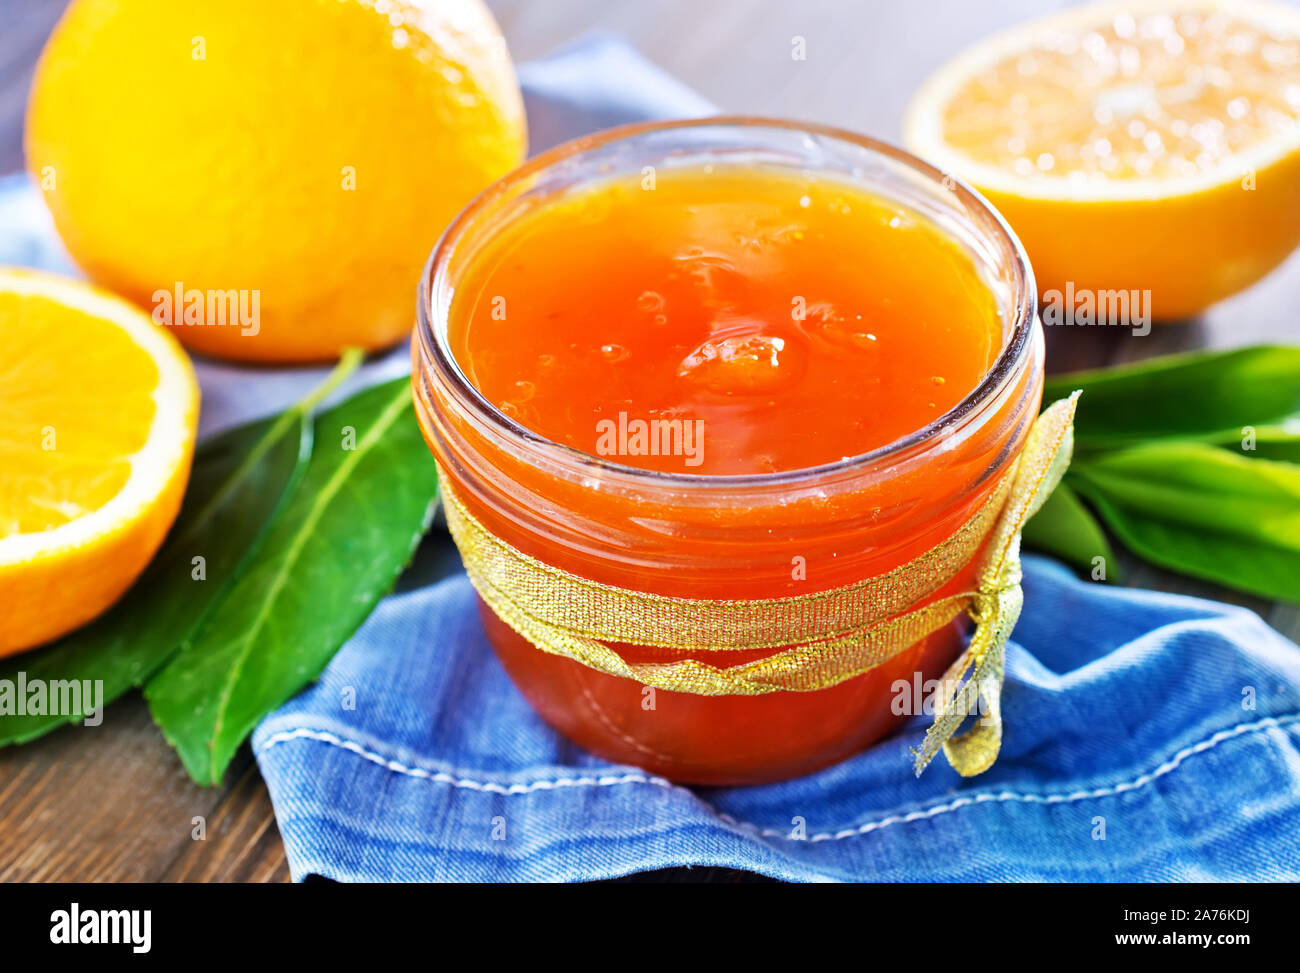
[412,117,1043,786]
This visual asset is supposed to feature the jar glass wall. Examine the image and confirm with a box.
[413,118,1043,785]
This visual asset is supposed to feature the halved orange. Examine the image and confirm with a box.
[0,268,199,656]
[904,0,1300,319]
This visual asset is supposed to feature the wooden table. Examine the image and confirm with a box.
[1,0,1297,882]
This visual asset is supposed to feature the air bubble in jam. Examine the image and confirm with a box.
[800,301,881,351]
[672,249,745,297]
[677,333,796,394]
[637,290,666,312]
[498,399,537,425]
[600,343,630,363]
[636,290,669,326]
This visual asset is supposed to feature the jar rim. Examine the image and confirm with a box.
[415,115,1038,491]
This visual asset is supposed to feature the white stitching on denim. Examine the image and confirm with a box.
[256,713,1300,843]
[792,713,1300,842]
[256,727,680,795]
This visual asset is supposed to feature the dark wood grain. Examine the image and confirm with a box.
[0,695,289,882]
[0,0,1297,883]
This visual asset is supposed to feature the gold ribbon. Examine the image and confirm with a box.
[442,394,1079,777]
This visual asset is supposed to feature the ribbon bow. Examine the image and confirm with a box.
[915,392,1078,776]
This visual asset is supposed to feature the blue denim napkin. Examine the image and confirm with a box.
[252,556,1300,882]
[5,35,1300,883]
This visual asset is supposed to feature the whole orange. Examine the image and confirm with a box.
[25,0,526,362]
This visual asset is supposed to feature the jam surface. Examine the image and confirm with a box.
[449,165,1003,475]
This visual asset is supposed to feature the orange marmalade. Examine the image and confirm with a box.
[414,120,1043,785]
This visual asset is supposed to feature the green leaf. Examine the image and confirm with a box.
[1043,346,1300,450]
[1068,442,1300,603]
[1022,480,1120,581]
[145,378,440,785]
[0,410,312,745]
[1210,425,1300,464]
[1248,437,1300,464]
[0,350,363,746]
